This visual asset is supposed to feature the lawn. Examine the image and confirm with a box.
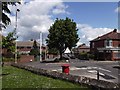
[2,66,90,89]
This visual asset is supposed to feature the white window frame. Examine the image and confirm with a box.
[105,40,112,48]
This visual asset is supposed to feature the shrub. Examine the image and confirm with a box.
[88,54,94,60]
[2,57,15,62]
[78,52,89,60]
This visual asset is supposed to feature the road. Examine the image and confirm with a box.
[22,59,120,83]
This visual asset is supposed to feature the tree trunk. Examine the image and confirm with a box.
[59,50,63,60]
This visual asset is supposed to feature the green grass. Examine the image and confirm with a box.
[2,66,90,89]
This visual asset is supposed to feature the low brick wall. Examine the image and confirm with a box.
[19,55,34,63]
[11,63,120,89]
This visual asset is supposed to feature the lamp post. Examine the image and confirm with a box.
[40,32,42,62]
[15,8,20,63]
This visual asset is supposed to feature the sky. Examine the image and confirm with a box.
[2,0,119,46]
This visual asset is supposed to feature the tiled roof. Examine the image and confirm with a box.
[90,29,120,42]
[17,41,40,47]
[78,44,90,49]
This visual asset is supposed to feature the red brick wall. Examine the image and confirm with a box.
[90,40,120,53]
[90,40,104,53]
[18,48,31,51]
[94,40,104,48]
[112,40,120,47]
[18,55,34,63]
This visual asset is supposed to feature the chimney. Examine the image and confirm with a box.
[113,29,117,32]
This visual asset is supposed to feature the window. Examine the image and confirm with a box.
[105,40,112,47]
[114,53,120,58]
[106,40,109,46]
[92,42,94,48]
[119,44,120,47]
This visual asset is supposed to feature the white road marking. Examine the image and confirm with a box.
[88,70,105,76]
[98,67,111,72]
[85,67,111,72]
[88,70,97,73]
[52,70,57,71]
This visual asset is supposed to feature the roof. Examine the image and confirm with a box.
[78,44,90,49]
[90,29,120,42]
[17,41,40,47]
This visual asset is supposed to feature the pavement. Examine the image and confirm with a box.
[22,59,120,83]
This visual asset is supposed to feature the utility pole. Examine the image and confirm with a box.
[15,8,20,63]
[40,32,42,62]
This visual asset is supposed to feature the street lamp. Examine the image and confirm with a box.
[39,32,42,62]
[15,8,20,63]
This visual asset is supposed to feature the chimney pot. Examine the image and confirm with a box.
[113,29,117,32]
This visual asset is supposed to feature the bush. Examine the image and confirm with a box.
[2,57,15,62]
[88,54,94,60]
[78,52,89,60]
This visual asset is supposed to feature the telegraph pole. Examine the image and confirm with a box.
[15,8,20,63]
[40,32,42,62]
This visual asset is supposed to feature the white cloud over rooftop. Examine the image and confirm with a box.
[77,24,113,46]
[3,0,69,44]
[2,1,115,46]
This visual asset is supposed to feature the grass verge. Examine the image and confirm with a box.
[2,66,90,89]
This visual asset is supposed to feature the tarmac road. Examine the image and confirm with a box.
[22,59,120,83]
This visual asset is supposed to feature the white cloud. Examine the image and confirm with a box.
[52,4,70,14]
[77,24,113,46]
[3,0,69,44]
[115,7,120,13]
[76,41,82,47]
[2,0,114,46]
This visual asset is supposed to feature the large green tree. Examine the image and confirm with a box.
[2,30,17,58]
[1,1,20,28]
[46,17,79,60]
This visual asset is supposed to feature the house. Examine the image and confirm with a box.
[90,29,120,60]
[17,41,47,60]
[77,44,90,53]
[17,41,47,54]
[72,44,90,59]
[17,41,39,54]
[73,44,90,54]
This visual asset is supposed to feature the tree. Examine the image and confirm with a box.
[48,48,59,55]
[2,30,17,58]
[1,2,20,28]
[46,17,79,60]
[29,40,39,59]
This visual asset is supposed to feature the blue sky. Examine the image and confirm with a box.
[53,2,118,28]
[4,1,119,46]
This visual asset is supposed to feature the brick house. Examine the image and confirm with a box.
[17,41,40,54]
[72,44,90,59]
[17,41,47,60]
[77,44,90,53]
[73,44,90,54]
[90,29,120,60]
